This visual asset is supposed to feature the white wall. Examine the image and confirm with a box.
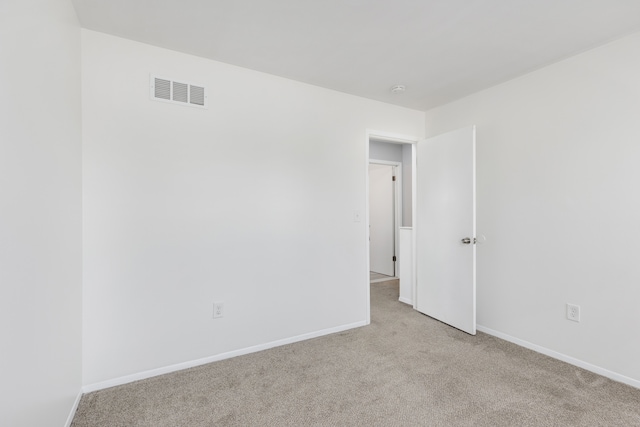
[0,0,82,425]
[369,140,403,162]
[398,228,413,304]
[81,30,424,386]
[402,144,412,227]
[424,32,640,384]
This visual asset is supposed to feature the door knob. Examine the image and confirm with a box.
[461,237,476,244]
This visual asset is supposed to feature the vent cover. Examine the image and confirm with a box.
[154,78,171,100]
[190,85,205,106]
[150,75,208,109]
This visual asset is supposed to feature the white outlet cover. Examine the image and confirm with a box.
[213,302,224,319]
[566,303,580,322]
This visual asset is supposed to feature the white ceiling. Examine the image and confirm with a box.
[71,0,640,111]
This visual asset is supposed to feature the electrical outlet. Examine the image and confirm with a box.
[566,303,580,322]
[213,302,224,319]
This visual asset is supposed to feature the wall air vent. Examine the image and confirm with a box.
[150,75,208,109]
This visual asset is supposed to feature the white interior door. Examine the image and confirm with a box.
[415,126,476,334]
[369,164,395,276]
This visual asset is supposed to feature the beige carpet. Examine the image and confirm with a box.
[370,271,394,281]
[72,280,640,426]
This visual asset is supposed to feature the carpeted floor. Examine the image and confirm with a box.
[72,280,640,426]
[370,271,396,283]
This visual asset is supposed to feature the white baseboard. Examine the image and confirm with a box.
[83,320,367,393]
[398,296,412,305]
[477,325,640,390]
[64,390,83,427]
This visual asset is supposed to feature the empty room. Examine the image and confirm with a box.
[2,0,640,426]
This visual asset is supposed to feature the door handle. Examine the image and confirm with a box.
[461,237,476,244]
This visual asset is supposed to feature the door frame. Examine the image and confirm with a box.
[364,130,419,324]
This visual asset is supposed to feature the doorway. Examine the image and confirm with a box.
[364,128,477,334]
[365,131,418,324]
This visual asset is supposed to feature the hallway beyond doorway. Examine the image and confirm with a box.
[370,271,396,283]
